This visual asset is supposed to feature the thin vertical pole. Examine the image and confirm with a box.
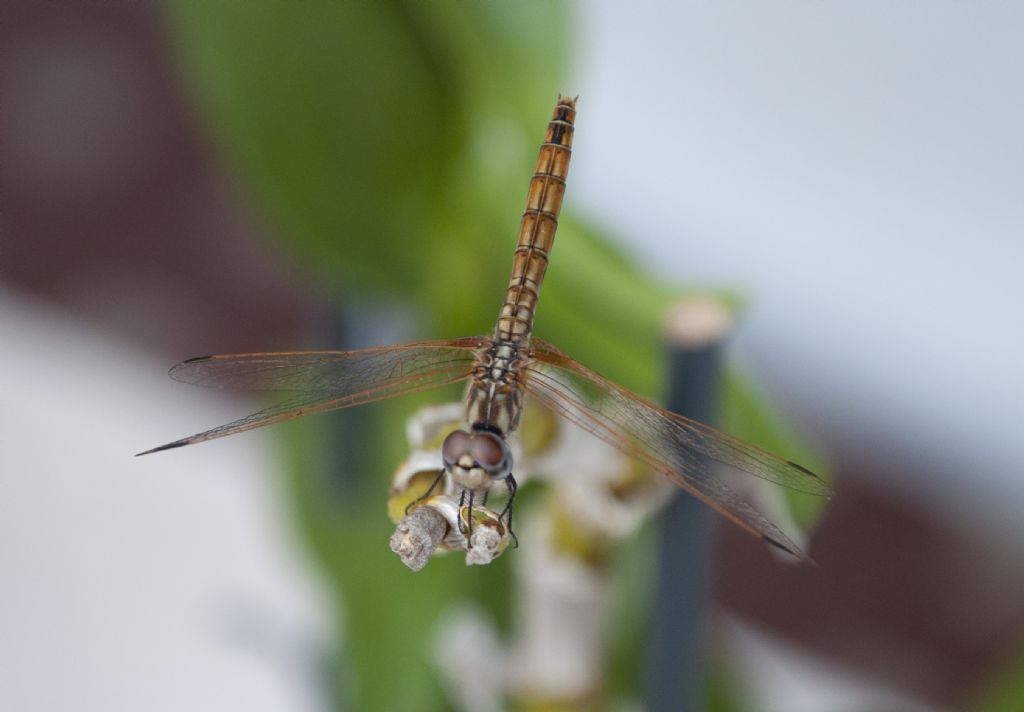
[647,297,733,712]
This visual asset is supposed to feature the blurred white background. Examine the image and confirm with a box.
[0,290,332,711]
[571,1,1024,540]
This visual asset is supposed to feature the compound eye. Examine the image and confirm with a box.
[469,431,511,478]
[441,430,473,469]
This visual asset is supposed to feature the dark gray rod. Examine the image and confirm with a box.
[646,298,731,712]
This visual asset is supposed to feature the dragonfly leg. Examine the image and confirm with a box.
[457,489,477,538]
[498,475,519,548]
[404,469,447,516]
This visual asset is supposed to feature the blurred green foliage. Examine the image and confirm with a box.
[166,1,826,709]
[973,651,1024,712]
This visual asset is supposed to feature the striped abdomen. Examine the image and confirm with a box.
[493,96,576,344]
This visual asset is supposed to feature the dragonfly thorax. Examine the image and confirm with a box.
[466,340,527,436]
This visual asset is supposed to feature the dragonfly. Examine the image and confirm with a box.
[140,96,831,559]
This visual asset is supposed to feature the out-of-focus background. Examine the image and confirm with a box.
[2,2,1022,711]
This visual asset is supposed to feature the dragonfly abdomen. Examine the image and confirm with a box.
[494,96,576,344]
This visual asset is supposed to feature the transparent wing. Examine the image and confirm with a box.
[138,338,483,455]
[523,339,831,559]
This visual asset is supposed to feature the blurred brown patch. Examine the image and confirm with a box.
[715,468,1024,708]
[0,1,318,355]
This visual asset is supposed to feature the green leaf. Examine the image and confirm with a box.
[166,0,462,296]
[973,653,1024,712]
[165,0,571,305]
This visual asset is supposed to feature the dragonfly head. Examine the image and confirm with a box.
[441,428,513,490]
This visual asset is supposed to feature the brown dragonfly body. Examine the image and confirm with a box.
[141,97,829,559]
[466,98,575,440]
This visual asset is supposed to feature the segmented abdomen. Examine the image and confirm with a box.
[493,96,576,344]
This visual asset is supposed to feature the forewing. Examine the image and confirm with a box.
[139,338,481,454]
[523,339,830,558]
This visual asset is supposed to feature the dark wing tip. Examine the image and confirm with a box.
[762,534,816,565]
[787,459,822,480]
[169,356,212,378]
[136,439,191,456]
[786,459,835,497]
[168,356,212,377]
[169,356,213,382]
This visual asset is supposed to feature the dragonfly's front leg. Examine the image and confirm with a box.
[404,469,447,516]
[499,475,519,548]
[457,489,477,538]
